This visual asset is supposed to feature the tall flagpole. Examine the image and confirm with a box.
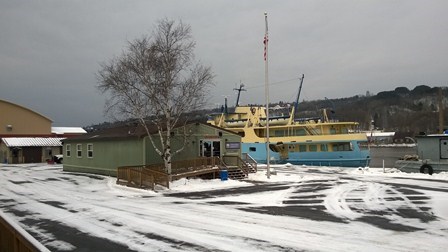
[264,12,270,179]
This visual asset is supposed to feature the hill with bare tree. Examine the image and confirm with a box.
[295,85,447,137]
[88,85,447,140]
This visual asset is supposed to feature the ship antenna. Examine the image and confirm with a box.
[292,74,305,121]
[233,82,246,107]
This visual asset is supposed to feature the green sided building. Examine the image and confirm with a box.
[62,123,242,176]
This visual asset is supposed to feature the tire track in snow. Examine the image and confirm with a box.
[323,180,437,231]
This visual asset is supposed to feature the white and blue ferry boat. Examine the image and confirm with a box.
[207,85,370,167]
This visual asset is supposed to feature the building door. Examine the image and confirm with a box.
[200,140,221,157]
[23,147,42,163]
[440,139,448,159]
[11,148,20,164]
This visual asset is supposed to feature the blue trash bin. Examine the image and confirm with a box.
[219,170,228,181]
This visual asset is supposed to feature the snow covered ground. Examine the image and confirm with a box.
[1,163,447,252]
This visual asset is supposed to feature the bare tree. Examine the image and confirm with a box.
[97,18,214,174]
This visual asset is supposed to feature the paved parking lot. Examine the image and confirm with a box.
[1,164,447,251]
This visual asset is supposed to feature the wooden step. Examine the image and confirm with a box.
[225,167,247,180]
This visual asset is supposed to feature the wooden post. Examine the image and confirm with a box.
[139,170,142,188]
[127,168,130,185]
[439,88,444,133]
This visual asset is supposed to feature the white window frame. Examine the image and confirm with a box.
[87,144,93,158]
[77,144,82,158]
[66,144,71,157]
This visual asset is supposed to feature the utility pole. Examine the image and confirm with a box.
[264,12,270,179]
[439,87,444,134]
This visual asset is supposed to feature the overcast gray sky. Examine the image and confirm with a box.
[1,0,447,127]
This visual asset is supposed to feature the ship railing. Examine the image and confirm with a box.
[305,125,319,135]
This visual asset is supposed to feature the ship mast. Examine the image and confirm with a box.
[233,83,246,107]
[292,74,304,121]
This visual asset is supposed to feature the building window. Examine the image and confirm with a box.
[77,144,82,158]
[249,147,256,152]
[66,144,71,157]
[87,144,93,158]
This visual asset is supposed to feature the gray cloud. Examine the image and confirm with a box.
[1,0,447,126]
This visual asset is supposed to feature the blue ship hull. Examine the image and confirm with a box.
[242,142,370,168]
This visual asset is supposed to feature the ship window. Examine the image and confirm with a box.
[299,145,307,152]
[294,128,306,136]
[321,144,328,152]
[333,142,352,151]
[292,144,298,152]
[275,130,285,137]
[330,127,336,134]
[309,145,318,152]
[288,144,295,152]
[249,147,256,152]
[358,141,369,151]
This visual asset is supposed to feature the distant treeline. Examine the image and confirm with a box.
[87,85,447,138]
[295,85,447,137]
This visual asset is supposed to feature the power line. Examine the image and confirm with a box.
[207,76,303,107]
[243,76,301,89]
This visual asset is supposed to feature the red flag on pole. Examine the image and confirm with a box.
[263,35,268,61]
[263,12,269,61]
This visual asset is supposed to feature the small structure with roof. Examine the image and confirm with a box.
[1,137,65,163]
[51,127,87,137]
[62,122,245,177]
[0,99,86,163]
[395,134,448,174]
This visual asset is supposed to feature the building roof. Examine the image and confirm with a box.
[0,99,53,122]
[1,137,64,147]
[51,127,87,134]
[64,123,150,142]
[64,122,239,142]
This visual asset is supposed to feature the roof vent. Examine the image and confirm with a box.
[6,125,12,131]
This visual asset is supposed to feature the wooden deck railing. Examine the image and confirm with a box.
[116,166,168,190]
[0,211,50,252]
[221,155,251,176]
[117,155,257,190]
[117,156,222,190]
[241,153,257,172]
